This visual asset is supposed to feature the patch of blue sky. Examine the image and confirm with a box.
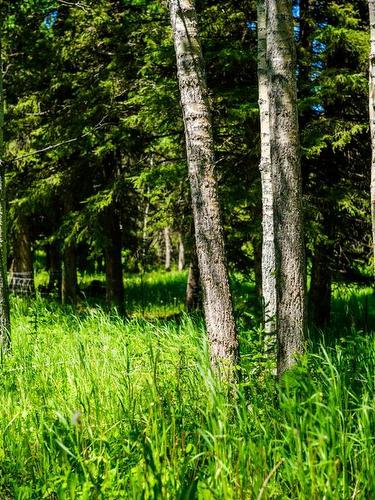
[294,25,301,40]
[292,3,300,19]
[312,39,326,54]
[44,10,58,29]
[246,21,257,32]
[312,103,324,114]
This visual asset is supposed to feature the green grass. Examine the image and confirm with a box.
[0,272,375,498]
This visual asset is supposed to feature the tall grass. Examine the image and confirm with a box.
[0,276,374,498]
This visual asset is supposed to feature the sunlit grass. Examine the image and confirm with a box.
[0,274,374,498]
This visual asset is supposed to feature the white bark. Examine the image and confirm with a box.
[164,226,172,271]
[257,0,277,348]
[178,231,185,271]
[266,0,306,376]
[169,0,239,368]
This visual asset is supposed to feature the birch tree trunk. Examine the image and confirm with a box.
[178,231,185,271]
[164,226,172,271]
[266,0,307,376]
[257,0,277,349]
[0,37,11,352]
[169,0,239,368]
[369,0,375,279]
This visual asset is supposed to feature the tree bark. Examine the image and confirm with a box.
[266,0,307,376]
[0,38,11,351]
[186,240,201,311]
[62,244,78,306]
[103,206,125,315]
[309,244,332,328]
[61,195,78,305]
[178,231,185,271]
[164,226,172,271]
[10,216,34,295]
[142,188,150,262]
[169,0,239,368]
[369,0,375,280]
[46,242,62,295]
[257,0,277,342]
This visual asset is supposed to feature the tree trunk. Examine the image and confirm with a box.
[169,0,239,368]
[266,0,307,376]
[309,245,332,328]
[142,189,150,262]
[186,241,201,311]
[46,242,62,295]
[257,0,277,341]
[62,245,78,306]
[103,206,125,315]
[11,216,34,294]
[178,231,185,271]
[164,226,172,271]
[369,0,375,280]
[0,40,11,351]
[61,195,78,305]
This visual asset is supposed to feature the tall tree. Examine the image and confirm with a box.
[168,0,239,368]
[267,0,306,375]
[0,33,11,351]
[257,0,277,348]
[369,0,375,279]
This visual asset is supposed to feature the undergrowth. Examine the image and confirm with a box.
[0,273,374,498]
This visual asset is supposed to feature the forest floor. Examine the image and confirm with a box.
[1,271,375,498]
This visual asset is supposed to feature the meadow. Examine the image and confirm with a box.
[0,271,375,499]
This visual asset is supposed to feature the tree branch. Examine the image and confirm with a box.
[56,0,89,12]
[8,116,108,163]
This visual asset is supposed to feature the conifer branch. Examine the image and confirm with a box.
[9,116,108,163]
